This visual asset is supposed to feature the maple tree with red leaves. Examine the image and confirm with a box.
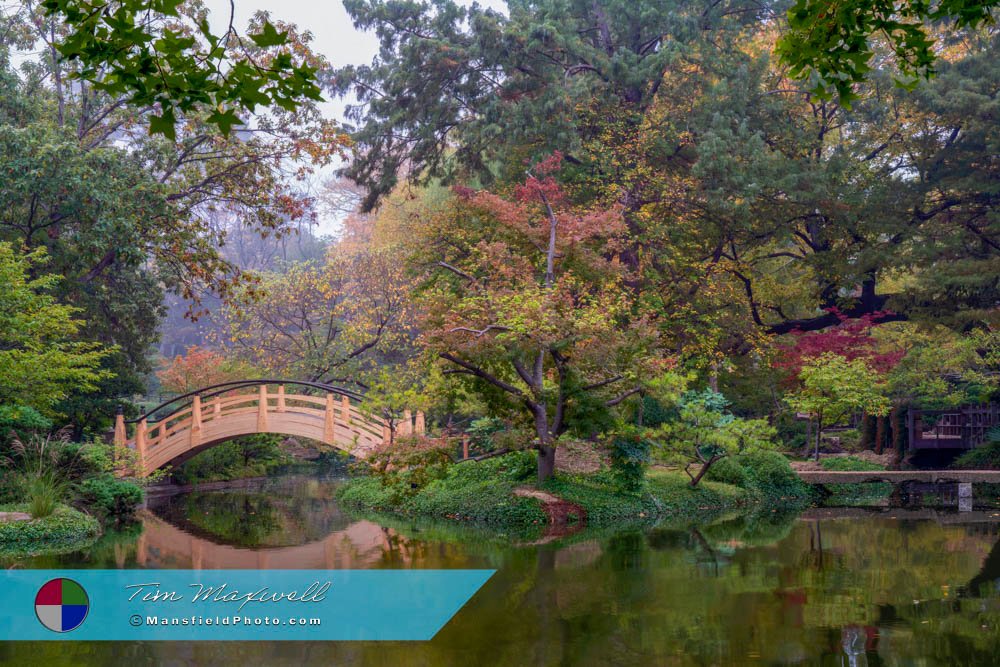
[777,308,905,381]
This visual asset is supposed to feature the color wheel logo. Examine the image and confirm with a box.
[35,578,89,633]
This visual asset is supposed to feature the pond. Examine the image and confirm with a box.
[4,471,1000,665]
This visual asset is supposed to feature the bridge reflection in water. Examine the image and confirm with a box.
[131,511,410,570]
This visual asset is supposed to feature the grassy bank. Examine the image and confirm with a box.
[336,450,814,527]
[0,503,100,558]
[337,452,547,525]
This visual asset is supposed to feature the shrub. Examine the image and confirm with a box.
[953,442,1000,470]
[466,417,506,451]
[608,430,651,493]
[445,450,536,485]
[338,453,545,526]
[704,456,747,487]
[738,451,812,499]
[366,437,454,502]
[0,405,52,442]
[703,450,810,499]
[78,474,144,519]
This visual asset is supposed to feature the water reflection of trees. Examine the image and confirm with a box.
[149,476,351,548]
[182,493,283,547]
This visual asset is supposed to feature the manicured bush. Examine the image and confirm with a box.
[704,450,811,500]
[445,450,536,485]
[703,456,747,487]
[738,451,813,499]
[78,474,144,519]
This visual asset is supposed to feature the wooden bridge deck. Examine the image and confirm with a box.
[796,470,1000,485]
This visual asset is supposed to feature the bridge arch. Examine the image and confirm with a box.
[113,380,424,476]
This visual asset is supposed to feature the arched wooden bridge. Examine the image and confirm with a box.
[113,380,424,476]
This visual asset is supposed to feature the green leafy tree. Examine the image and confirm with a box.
[653,389,777,487]
[38,0,323,138]
[0,243,112,414]
[776,0,998,105]
[0,22,343,428]
[786,353,891,460]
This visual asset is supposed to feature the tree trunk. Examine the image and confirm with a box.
[875,415,886,455]
[860,413,875,450]
[532,402,556,482]
[537,444,556,483]
[814,417,823,461]
[689,456,719,487]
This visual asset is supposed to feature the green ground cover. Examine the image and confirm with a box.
[337,450,815,527]
[0,503,100,558]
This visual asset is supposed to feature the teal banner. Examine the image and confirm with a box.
[0,569,494,640]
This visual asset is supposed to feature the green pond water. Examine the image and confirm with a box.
[4,472,1000,666]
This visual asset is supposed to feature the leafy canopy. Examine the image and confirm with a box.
[776,0,999,105]
[786,353,891,427]
[0,243,112,414]
[41,0,324,138]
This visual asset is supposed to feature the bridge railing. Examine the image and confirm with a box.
[908,402,1000,450]
[113,380,425,474]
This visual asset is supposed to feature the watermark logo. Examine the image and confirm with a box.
[34,578,89,633]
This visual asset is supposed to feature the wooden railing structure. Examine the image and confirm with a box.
[907,403,999,450]
[113,380,424,476]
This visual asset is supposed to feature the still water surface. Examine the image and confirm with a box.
[4,472,1000,665]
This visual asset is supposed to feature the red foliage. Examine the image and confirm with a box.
[777,308,904,380]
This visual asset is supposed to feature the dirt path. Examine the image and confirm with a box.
[514,487,587,526]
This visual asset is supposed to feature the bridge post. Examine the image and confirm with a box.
[113,409,126,447]
[190,395,202,447]
[415,411,425,435]
[135,418,148,475]
[324,393,336,444]
[212,395,221,417]
[257,385,269,431]
[401,410,412,436]
[959,482,973,512]
[277,384,286,412]
[340,395,351,424]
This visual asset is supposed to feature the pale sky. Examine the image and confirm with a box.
[202,0,507,235]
